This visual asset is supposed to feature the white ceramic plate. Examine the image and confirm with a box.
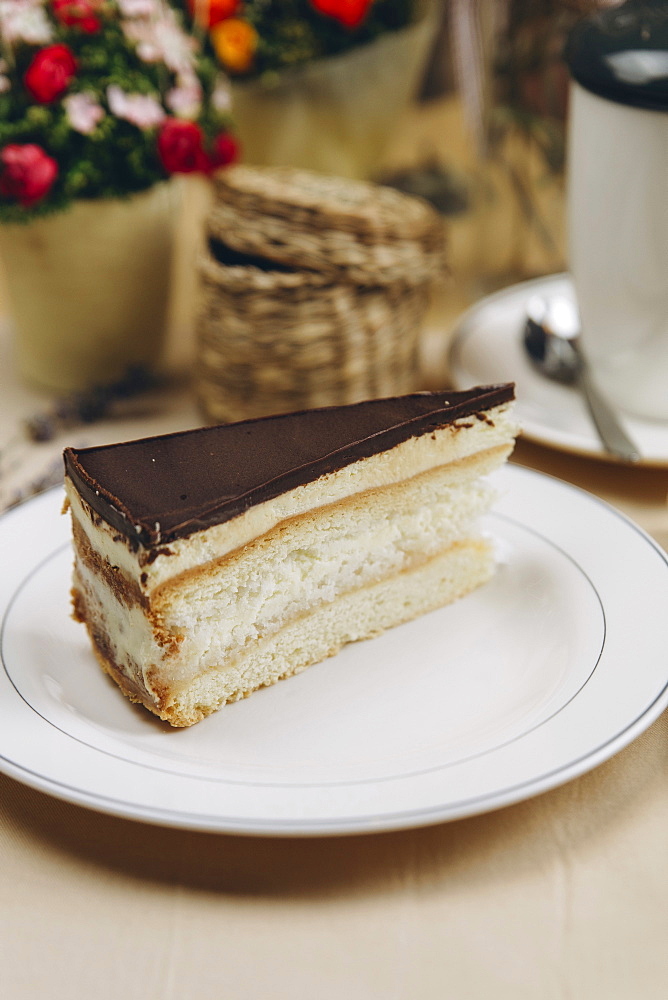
[449,273,668,466]
[1,467,667,836]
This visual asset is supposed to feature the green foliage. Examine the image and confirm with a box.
[240,0,414,77]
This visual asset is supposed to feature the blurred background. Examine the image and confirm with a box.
[0,0,620,430]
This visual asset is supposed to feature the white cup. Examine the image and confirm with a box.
[567,78,668,421]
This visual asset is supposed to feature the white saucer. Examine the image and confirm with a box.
[449,273,668,467]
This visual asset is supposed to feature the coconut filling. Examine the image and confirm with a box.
[70,459,501,714]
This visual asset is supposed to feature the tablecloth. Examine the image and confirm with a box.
[2,300,668,999]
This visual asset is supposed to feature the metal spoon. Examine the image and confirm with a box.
[523,294,641,463]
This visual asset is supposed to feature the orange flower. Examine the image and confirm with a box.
[211,17,258,74]
[188,0,241,30]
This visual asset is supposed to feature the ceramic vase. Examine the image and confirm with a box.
[0,182,177,393]
[231,8,438,180]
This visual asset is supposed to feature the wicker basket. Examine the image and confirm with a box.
[194,166,446,423]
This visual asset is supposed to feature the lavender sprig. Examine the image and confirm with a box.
[22,366,162,443]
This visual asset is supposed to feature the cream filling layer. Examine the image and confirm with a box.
[155,477,495,679]
[72,471,497,695]
[73,558,163,698]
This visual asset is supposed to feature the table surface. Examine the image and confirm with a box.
[2,105,668,1000]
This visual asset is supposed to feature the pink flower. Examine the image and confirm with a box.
[122,6,196,74]
[107,85,165,129]
[64,92,105,133]
[0,1,54,46]
[0,143,58,206]
[117,0,159,15]
[210,74,232,113]
[166,75,202,120]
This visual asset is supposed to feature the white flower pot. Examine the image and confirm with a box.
[0,183,177,392]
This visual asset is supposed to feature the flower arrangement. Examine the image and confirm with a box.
[0,1,238,223]
[180,0,417,80]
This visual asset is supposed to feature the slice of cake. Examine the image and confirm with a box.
[64,385,517,727]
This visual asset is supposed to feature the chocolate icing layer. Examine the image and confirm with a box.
[64,385,514,548]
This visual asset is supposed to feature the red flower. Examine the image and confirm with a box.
[157,120,210,174]
[24,45,77,103]
[188,0,241,30]
[309,0,373,29]
[210,132,240,169]
[52,0,102,34]
[0,144,58,207]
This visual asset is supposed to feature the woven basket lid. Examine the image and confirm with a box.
[208,165,446,287]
